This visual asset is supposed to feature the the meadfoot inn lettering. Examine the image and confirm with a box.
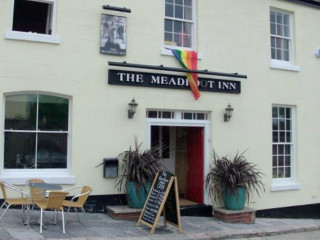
[109,70,241,94]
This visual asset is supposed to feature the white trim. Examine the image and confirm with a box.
[1,92,73,184]
[5,0,60,44]
[5,31,60,44]
[163,0,197,50]
[161,47,203,59]
[0,170,75,185]
[271,180,301,191]
[270,60,300,72]
[146,110,211,205]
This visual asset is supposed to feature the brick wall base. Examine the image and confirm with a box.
[213,207,256,224]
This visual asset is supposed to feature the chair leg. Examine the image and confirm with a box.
[61,209,65,234]
[0,203,10,221]
[40,209,43,234]
[81,207,89,225]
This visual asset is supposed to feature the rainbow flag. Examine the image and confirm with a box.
[169,49,201,100]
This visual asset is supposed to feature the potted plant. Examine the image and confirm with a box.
[115,137,166,208]
[205,151,265,210]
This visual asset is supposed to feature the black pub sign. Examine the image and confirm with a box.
[108,69,241,94]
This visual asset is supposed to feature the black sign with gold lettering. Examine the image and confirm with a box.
[108,69,241,94]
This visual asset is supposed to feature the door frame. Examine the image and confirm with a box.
[146,115,211,204]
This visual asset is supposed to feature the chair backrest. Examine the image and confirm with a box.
[45,191,67,210]
[0,181,7,200]
[27,179,45,201]
[77,186,92,206]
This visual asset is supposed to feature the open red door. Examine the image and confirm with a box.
[186,127,204,203]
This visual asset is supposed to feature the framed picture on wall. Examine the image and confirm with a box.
[100,14,127,55]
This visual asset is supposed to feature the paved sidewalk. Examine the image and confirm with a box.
[1,209,320,240]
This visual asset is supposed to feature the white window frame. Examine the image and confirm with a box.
[1,92,74,185]
[269,8,299,72]
[162,0,197,55]
[271,105,300,191]
[5,0,60,44]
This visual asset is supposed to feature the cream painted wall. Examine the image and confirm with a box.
[0,0,320,210]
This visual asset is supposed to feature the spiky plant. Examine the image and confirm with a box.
[205,151,265,205]
[115,137,166,196]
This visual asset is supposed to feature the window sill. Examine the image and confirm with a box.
[162,47,203,59]
[0,171,75,185]
[271,181,301,192]
[5,31,61,44]
[270,60,300,72]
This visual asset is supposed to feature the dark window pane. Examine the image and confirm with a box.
[272,156,277,167]
[279,119,285,130]
[286,132,291,142]
[147,111,157,118]
[13,0,51,34]
[5,95,37,130]
[175,5,183,19]
[278,156,284,166]
[185,0,192,7]
[184,6,192,20]
[165,32,173,42]
[162,127,170,158]
[165,3,174,17]
[273,131,278,142]
[174,20,182,33]
[285,144,291,154]
[270,11,276,23]
[38,95,69,131]
[165,19,173,32]
[197,113,205,120]
[273,168,277,178]
[273,145,277,155]
[286,108,291,118]
[151,126,160,157]
[286,120,291,130]
[176,0,183,5]
[280,132,285,142]
[162,111,172,119]
[272,119,278,130]
[285,167,291,177]
[278,167,284,178]
[4,132,36,169]
[279,145,284,154]
[183,113,192,119]
[285,156,291,166]
[37,133,67,169]
[272,107,278,118]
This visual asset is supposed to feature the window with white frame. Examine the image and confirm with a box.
[5,0,60,44]
[164,0,194,48]
[4,94,69,169]
[272,106,294,179]
[270,9,292,62]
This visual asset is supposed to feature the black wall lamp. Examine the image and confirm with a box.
[128,98,138,119]
[224,104,234,122]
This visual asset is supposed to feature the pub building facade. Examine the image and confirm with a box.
[0,0,320,215]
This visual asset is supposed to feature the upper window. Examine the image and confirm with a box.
[270,9,292,62]
[164,0,194,49]
[5,0,60,44]
[272,106,294,179]
[4,94,69,169]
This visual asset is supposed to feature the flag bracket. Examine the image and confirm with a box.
[108,61,247,79]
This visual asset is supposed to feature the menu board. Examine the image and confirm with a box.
[140,171,172,225]
[137,171,182,234]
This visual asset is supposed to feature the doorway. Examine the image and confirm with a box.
[150,125,204,204]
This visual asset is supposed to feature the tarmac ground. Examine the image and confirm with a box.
[1,209,320,240]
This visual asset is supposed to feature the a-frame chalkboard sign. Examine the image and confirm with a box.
[137,171,182,234]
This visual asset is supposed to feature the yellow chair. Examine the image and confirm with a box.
[0,180,31,225]
[26,178,47,217]
[35,191,67,234]
[62,186,92,224]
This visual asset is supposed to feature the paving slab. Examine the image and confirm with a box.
[2,209,320,240]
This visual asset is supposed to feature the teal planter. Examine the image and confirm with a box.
[127,182,151,209]
[224,186,247,210]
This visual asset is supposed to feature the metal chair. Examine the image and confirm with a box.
[62,186,92,224]
[26,178,47,217]
[35,191,67,234]
[0,180,31,225]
